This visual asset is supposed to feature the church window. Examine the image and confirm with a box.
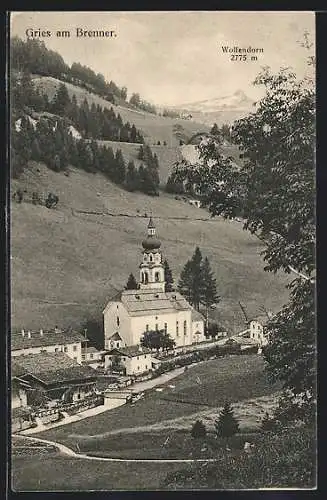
[137,356,139,360]
[164,323,167,333]
[149,254,153,262]
[146,324,149,332]
[117,316,120,327]
[184,321,187,336]
[155,272,160,282]
[137,366,140,371]
[176,321,179,336]
[155,324,158,331]
[144,273,149,284]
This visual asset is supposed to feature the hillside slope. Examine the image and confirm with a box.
[11,162,291,333]
[32,76,210,147]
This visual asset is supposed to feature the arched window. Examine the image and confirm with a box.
[184,320,187,336]
[155,272,160,282]
[144,272,149,284]
[149,254,153,262]
[176,321,179,336]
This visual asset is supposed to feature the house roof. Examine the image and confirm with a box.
[11,329,86,351]
[191,309,205,322]
[116,289,192,316]
[12,352,97,385]
[85,346,101,354]
[109,332,123,341]
[106,346,152,358]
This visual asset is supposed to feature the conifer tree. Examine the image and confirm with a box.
[215,402,239,438]
[137,145,144,160]
[210,122,219,136]
[191,420,207,439]
[112,149,126,184]
[52,83,70,116]
[178,247,205,310]
[125,273,138,290]
[190,247,204,311]
[163,259,174,292]
[177,260,194,305]
[125,160,139,192]
[201,256,220,329]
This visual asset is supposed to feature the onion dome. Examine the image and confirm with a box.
[142,237,161,250]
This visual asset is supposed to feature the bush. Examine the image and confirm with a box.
[215,402,239,438]
[191,420,206,439]
[261,411,277,431]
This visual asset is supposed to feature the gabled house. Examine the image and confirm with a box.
[248,316,269,346]
[11,352,97,404]
[11,328,87,364]
[104,346,154,376]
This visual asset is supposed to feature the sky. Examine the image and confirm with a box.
[10,11,315,107]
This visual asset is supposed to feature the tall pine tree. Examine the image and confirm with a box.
[125,160,139,192]
[201,256,220,330]
[164,259,174,292]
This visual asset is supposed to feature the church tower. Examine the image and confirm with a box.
[139,217,165,291]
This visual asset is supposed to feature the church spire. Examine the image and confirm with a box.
[139,217,165,291]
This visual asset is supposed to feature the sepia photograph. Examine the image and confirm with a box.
[9,10,316,491]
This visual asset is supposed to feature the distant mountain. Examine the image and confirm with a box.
[170,90,255,126]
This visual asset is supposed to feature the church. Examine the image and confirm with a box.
[103,218,205,350]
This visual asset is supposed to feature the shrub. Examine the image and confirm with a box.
[261,411,277,431]
[191,420,206,439]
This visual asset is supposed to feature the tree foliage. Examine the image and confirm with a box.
[173,64,315,419]
[125,273,138,290]
[215,402,239,438]
[178,248,219,313]
[191,420,207,439]
[140,329,175,351]
[163,259,174,292]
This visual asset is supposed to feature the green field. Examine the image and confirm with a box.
[11,160,290,332]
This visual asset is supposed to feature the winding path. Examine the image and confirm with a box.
[12,434,218,463]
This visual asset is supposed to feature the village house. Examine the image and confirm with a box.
[12,352,98,405]
[81,346,105,369]
[11,327,87,364]
[248,316,269,346]
[103,218,206,349]
[104,345,154,376]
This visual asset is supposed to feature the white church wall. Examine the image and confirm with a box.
[130,310,193,347]
[104,302,132,348]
